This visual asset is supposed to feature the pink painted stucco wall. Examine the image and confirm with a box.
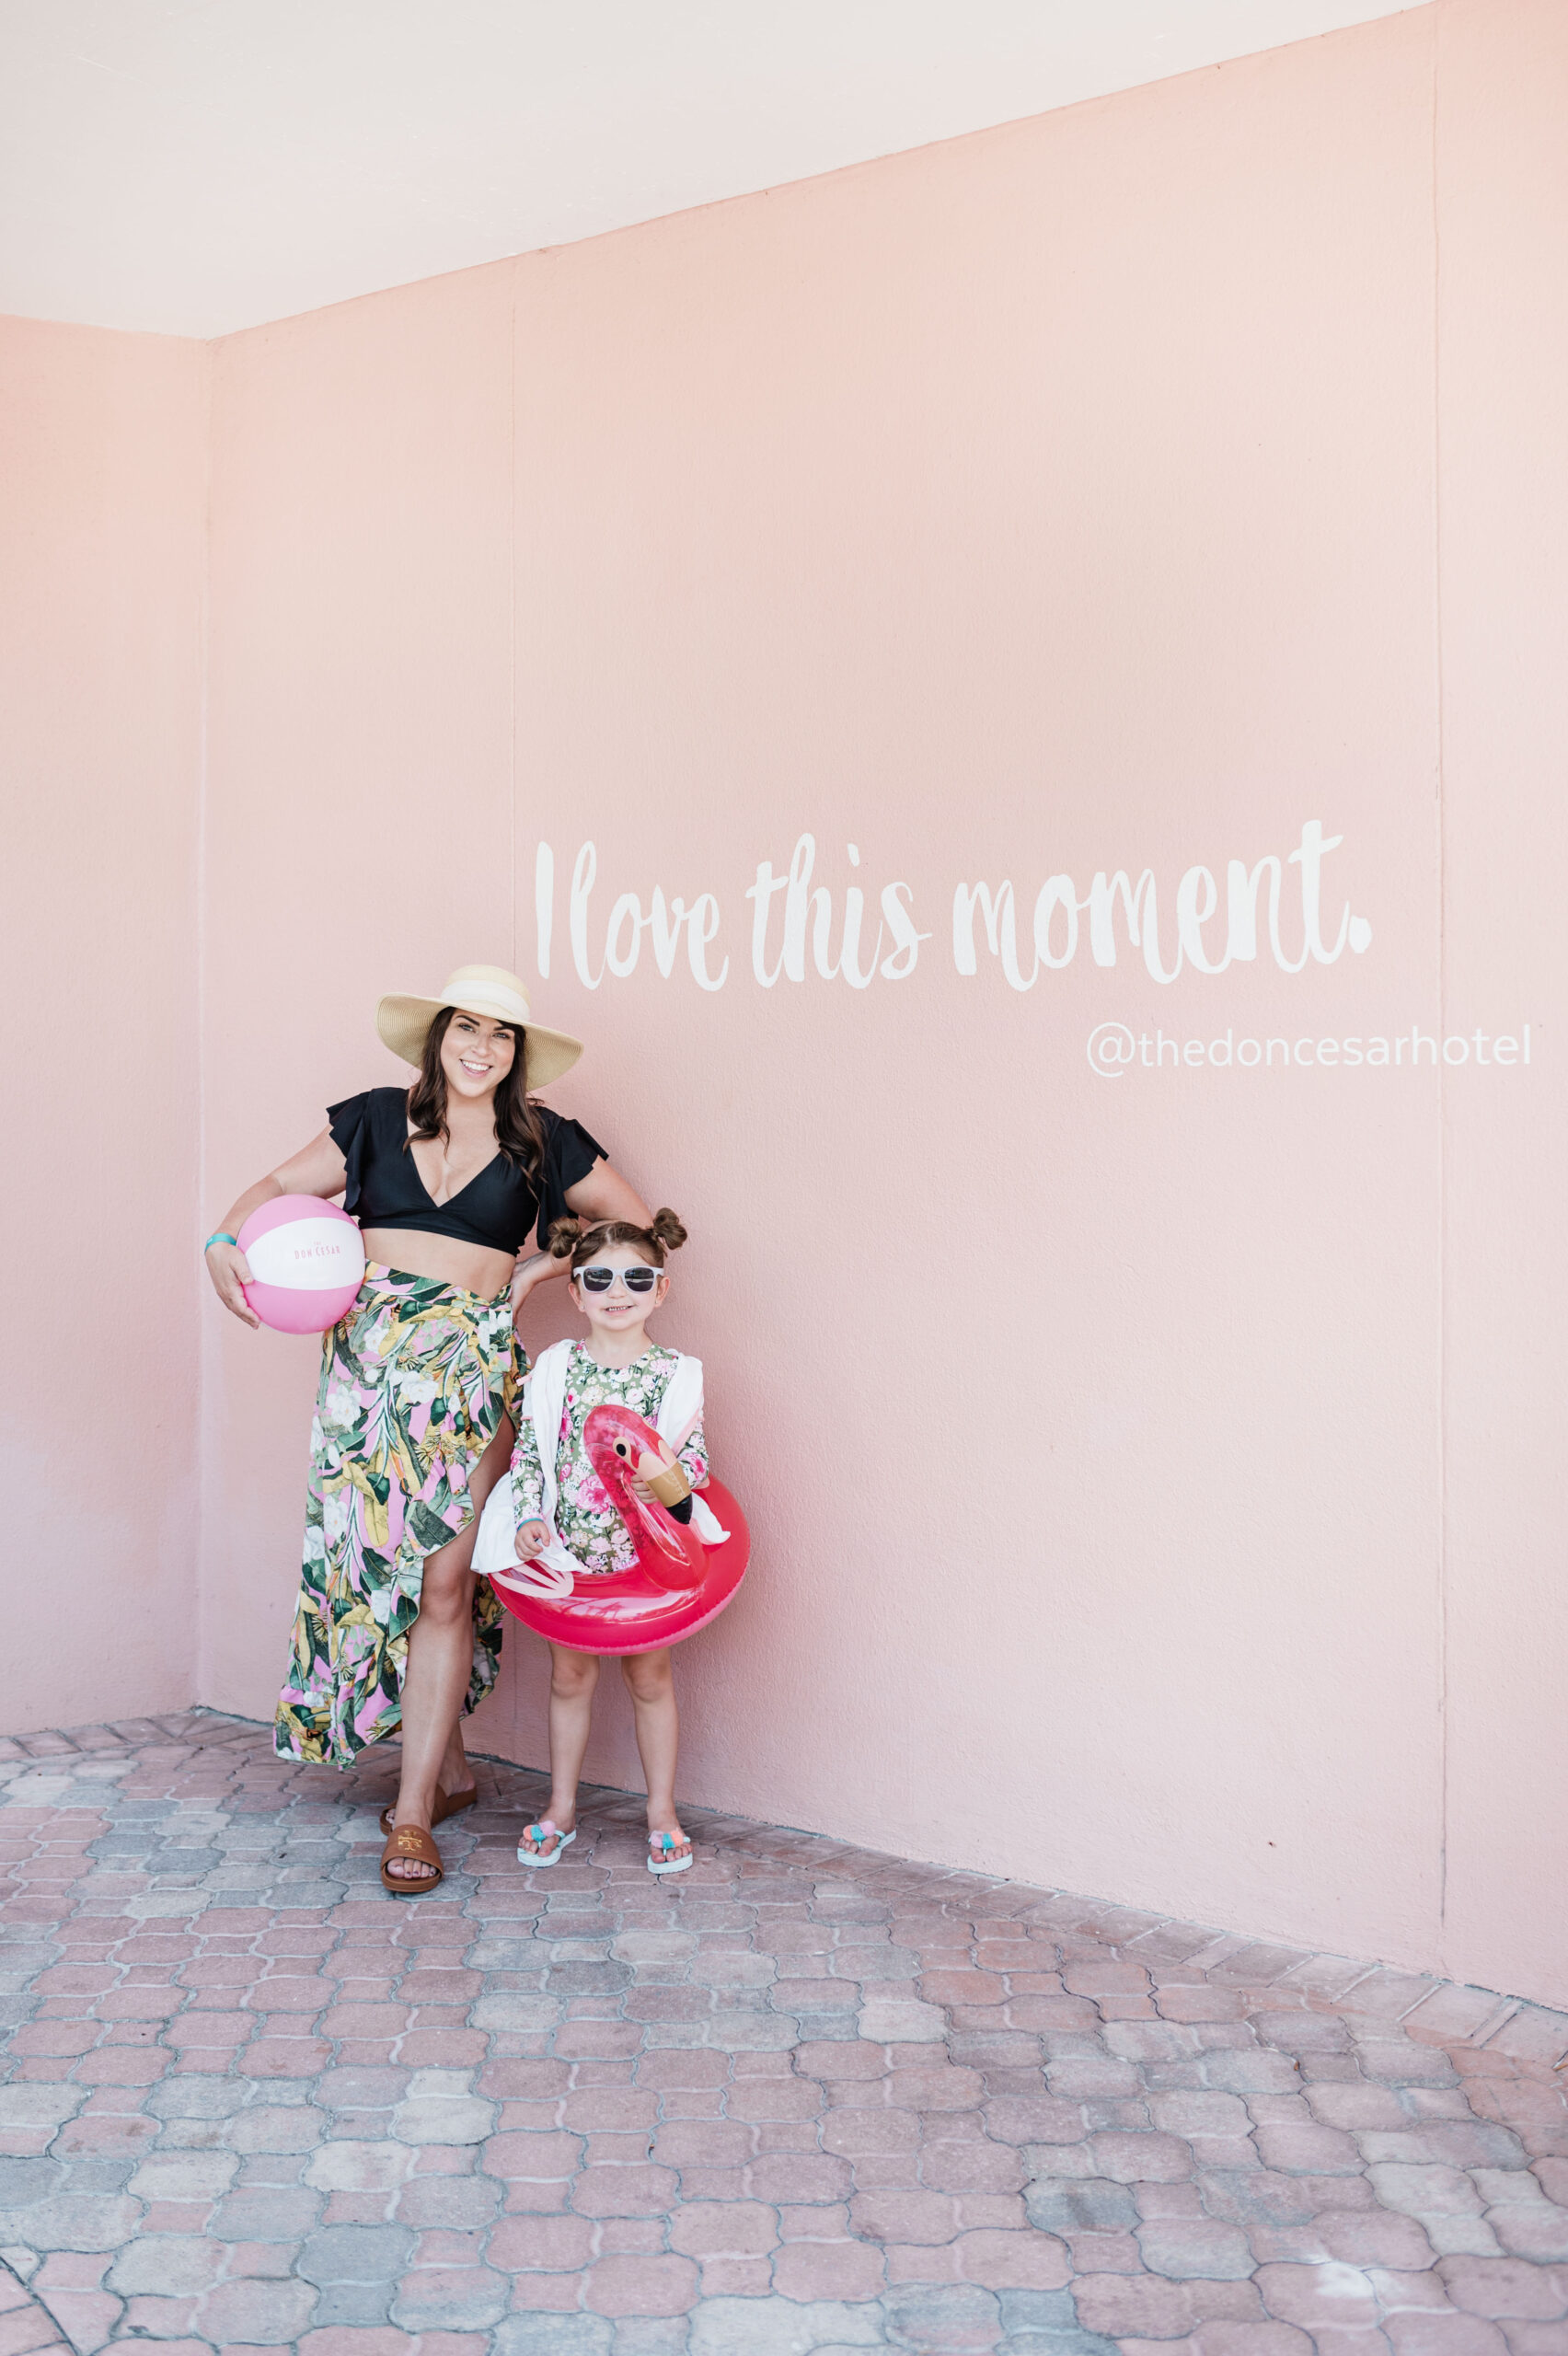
[196,0,1568,2003]
[1434,0,1568,2005]
[7,0,1562,2001]
[0,317,208,1729]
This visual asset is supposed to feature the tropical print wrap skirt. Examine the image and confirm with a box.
[273,1264,523,1768]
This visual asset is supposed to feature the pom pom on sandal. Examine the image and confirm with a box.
[646,1829,692,1876]
[517,1819,576,1867]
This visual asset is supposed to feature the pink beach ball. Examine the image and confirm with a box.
[236,1195,365,1334]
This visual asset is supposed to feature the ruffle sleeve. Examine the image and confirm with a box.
[537,1110,607,1245]
[327,1092,371,1217]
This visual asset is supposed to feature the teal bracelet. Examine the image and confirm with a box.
[203,1231,238,1253]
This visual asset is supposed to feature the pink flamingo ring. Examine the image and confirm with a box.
[490,1403,750,1656]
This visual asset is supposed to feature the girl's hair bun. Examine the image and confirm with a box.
[559,1208,688,1273]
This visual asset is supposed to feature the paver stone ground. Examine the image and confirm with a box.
[0,1712,1562,2350]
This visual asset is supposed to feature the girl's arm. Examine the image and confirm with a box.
[511,1403,551,1557]
[510,1157,653,1317]
[676,1415,710,1494]
[204,1128,349,1330]
[635,1411,709,1514]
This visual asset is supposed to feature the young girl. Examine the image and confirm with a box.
[479,1207,707,1875]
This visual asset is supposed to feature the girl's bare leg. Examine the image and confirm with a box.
[386,1417,511,1881]
[520,1646,600,1859]
[620,1648,690,1865]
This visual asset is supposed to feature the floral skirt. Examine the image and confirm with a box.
[273,1265,524,1768]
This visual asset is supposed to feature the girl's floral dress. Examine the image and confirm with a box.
[273,1265,524,1767]
[512,1341,709,1575]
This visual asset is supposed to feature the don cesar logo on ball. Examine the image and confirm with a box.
[236,1198,366,1333]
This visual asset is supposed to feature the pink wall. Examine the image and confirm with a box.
[199,264,515,1715]
[0,316,208,1730]
[486,11,1446,1974]
[1436,0,1568,2008]
[13,0,1550,1998]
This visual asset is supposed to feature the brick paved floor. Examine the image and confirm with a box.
[0,1713,1564,2356]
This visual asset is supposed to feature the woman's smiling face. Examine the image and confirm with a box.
[439,1011,517,1102]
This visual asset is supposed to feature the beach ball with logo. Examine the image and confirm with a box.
[236,1196,365,1333]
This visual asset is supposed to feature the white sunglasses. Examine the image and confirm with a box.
[572,1263,663,1295]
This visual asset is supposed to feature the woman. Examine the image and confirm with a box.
[202,964,651,1891]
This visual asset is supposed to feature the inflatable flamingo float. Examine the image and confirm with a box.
[488,1401,749,1655]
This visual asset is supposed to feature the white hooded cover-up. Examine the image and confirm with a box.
[473,1338,729,1599]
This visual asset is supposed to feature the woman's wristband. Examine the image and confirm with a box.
[203,1232,238,1254]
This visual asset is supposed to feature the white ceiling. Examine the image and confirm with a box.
[1,0,1413,341]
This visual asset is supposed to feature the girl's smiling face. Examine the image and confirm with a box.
[571,1244,669,1339]
[438,1010,517,1103]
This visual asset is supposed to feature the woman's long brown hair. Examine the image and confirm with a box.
[405,1006,548,1179]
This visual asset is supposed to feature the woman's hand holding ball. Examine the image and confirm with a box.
[205,1240,259,1329]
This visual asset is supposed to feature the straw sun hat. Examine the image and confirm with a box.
[376,964,583,1091]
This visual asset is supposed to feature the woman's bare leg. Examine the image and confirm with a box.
[386,1417,510,1881]
[386,1666,477,1824]
[620,1648,690,1865]
[519,1646,599,1860]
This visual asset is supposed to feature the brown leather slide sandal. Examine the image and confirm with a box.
[380,1823,444,1895]
[379,1785,477,1837]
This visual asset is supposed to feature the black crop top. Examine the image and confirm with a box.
[329,1088,606,1257]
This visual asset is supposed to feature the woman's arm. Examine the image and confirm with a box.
[563,1159,653,1230]
[204,1127,350,1329]
[509,1157,654,1319]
